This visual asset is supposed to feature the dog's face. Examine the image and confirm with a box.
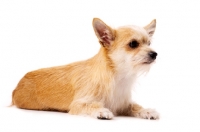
[93,18,157,75]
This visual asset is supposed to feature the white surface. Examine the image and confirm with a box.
[1,0,200,132]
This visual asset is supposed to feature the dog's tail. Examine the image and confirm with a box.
[8,100,14,107]
[8,90,15,107]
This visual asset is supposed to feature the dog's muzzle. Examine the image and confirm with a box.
[143,51,157,64]
[149,51,157,60]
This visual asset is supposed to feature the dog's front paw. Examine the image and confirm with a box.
[134,108,159,120]
[92,108,113,120]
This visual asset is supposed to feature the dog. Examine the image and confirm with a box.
[12,18,159,120]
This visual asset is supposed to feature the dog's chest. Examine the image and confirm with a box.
[105,76,134,114]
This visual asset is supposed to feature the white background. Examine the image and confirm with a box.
[1,0,200,131]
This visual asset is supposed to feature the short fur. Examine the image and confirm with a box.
[12,18,159,120]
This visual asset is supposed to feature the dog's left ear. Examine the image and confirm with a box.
[93,18,115,47]
[144,19,156,37]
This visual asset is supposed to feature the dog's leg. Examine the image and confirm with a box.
[130,103,159,120]
[69,101,113,120]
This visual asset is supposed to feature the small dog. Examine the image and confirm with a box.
[12,18,159,120]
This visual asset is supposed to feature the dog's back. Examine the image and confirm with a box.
[12,64,77,111]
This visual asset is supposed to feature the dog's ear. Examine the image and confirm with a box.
[144,19,156,37]
[93,18,115,47]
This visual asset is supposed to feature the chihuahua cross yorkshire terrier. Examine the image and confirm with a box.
[12,18,159,120]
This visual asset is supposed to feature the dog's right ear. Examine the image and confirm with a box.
[144,19,156,38]
[93,18,115,47]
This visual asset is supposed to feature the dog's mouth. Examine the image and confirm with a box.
[143,62,152,64]
[143,59,155,64]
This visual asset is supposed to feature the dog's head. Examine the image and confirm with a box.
[93,18,157,75]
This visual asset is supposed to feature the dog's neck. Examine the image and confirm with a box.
[90,47,142,77]
[89,47,140,84]
[89,47,115,71]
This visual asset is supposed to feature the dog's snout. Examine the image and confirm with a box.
[149,51,157,60]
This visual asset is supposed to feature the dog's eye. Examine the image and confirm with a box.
[129,41,139,48]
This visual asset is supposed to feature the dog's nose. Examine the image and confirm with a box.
[149,51,157,60]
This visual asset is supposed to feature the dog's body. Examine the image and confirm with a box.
[12,18,159,120]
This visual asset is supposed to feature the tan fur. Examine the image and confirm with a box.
[12,18,159,120]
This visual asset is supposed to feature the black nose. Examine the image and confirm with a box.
[149,51,157,59]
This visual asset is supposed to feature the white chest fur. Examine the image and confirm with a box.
[105,75,136,115]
